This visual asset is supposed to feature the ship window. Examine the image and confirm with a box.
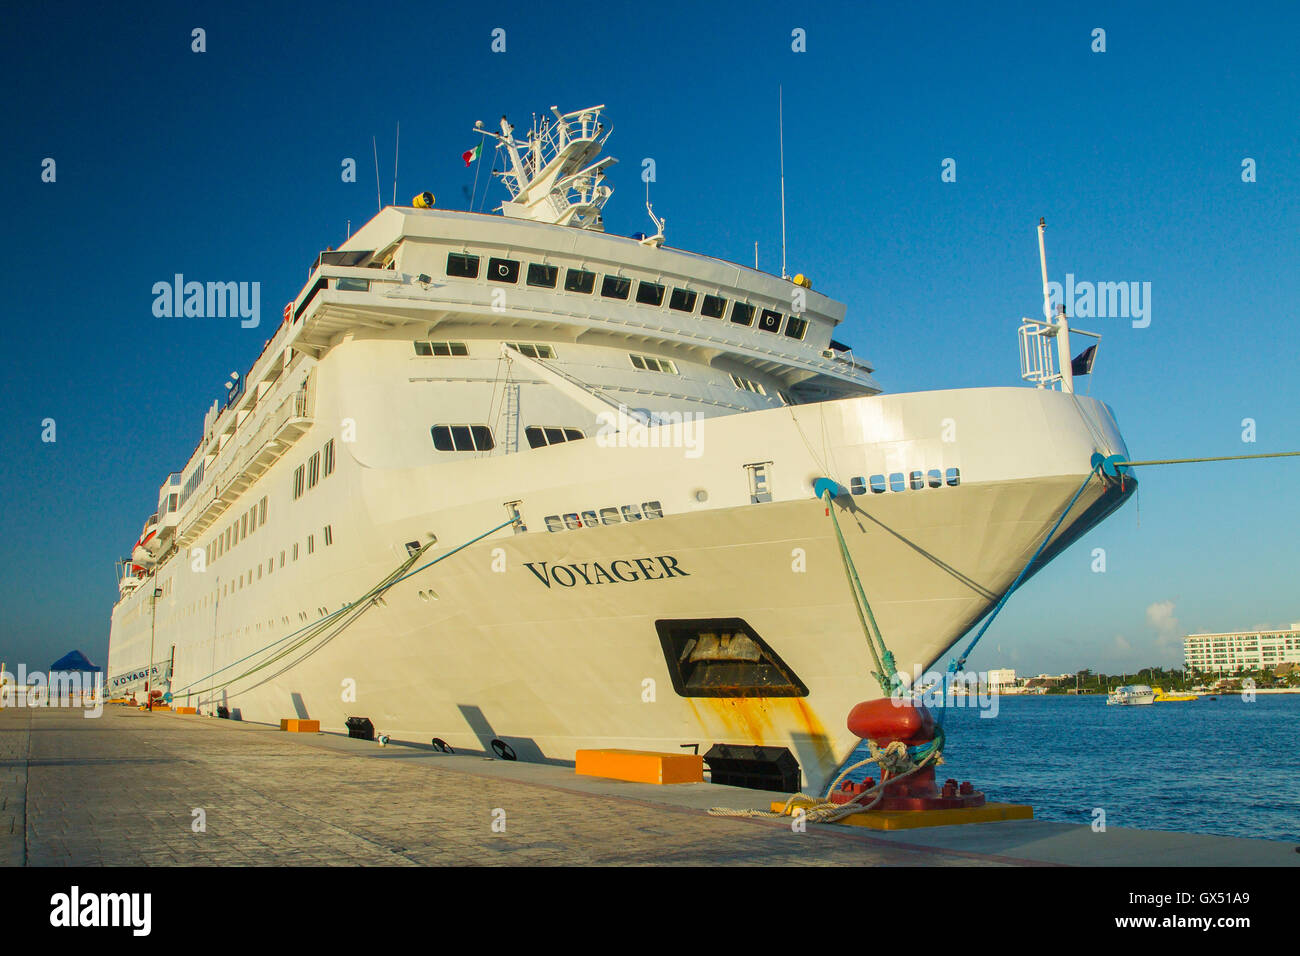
[635,281,665,306]
[279,550,285,568]
[431,425,495,451]
[599,507,621,526]
[910,471,926,490]
[630,353,678,374]
[487,257,519,283]
[758,309,783,333]
[446,253,480,278]
[336,277,370,292]
[260,496,268,523]
[850,477,866,495]
[307,534,314,555]
[293,543,299,561]
[946,467,961,487]
[564,268,596,293]
[293,464,305,500]
[324,525,333,546]
[581,510,599,527]
[414,341,433,355]
[525,426,585,448]
[544,515,562,532]
[730,374,766,395]
[642,500,664,519]
[928,469,942,488]
[869,475,887,494]
[785,316,808,340]
[563,513,582,530]
[323,441,335,478]
[526,263,558,288]
[730,302,755,326]
[601,275,631,299]
[701,295,727,319]
[621,504,642,522]
[507,342,556,359]
[889,473,906,492]
[241,513,249,537]
[669,288,697,312]
[308,452,321,489]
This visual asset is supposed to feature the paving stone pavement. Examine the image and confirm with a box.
[0,705,1006,867]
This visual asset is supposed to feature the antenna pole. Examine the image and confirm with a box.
[779,87,788,279]
[1037,217,1052,321]
[372,137,382,212]
[392,122,400,206]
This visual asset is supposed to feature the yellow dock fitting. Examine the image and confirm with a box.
[172,706,198,715]
[575,748,704,785]
[280,718,320,732]
[773,797,1033,830]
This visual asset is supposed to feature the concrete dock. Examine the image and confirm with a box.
[2,705,1295,867]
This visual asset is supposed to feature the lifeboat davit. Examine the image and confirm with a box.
[131,530,157,566]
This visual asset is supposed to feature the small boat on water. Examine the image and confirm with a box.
[1153,687,1197,702]
[1107,684,1155,705]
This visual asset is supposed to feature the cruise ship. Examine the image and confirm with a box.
[107,104,1135,793]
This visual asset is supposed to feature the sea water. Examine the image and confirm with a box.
[846,693,1300,843]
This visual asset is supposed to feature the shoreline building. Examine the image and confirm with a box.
[1184,624,1300,674]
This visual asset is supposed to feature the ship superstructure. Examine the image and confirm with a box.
[107,105,1134,792]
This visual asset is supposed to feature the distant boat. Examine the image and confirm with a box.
[1152,687,1197,702]
[1107,684,1156,705]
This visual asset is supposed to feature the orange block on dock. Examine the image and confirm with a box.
[173,706,198,715]
[280,718,319,732]
[575,749,703,785]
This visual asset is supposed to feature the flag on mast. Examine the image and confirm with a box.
[462,144,481,167]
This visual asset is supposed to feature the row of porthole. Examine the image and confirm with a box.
[545,500,665,532]
[848,468,962,494]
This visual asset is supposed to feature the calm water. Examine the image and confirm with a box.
[846,694,1300,844]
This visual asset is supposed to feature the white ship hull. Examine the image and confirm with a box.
[109,384,1131,792]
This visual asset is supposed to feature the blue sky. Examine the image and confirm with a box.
[1,0,1296,676]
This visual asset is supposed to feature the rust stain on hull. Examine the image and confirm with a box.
[688,696,835,764]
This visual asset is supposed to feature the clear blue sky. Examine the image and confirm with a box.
[2,0,1296,676]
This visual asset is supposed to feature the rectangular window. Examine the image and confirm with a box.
[730,302,755,326]
[324,525,333,546]
[869,475,887,494]
[564,268,596,293]
[507,342,556,360]
[447,252,480,278]
[279,551,285,568]
[526,263,558,288]
[669,288,697,312]
[307,534,315,555]
[259,496,267,524]
[525,426,585,448]
[730,374,766,395]
[599,507,621,526]
[413,341,433,356]
[248,507,256,534]
[909,471,926,490]
[629,353,678,374]
[758,309,783,333]
[431,425,496,451]
[323,441,335,478]
[293,465,305,500]
[889,473,906,492]
[701,294,727,319]
[308,452,320,489]
[601,275,631,299]
[336,277,370,292]
[293,543,299,561]
[487,257,520,283]
[635,281,665,306]
[784,316,808,340]
[746,462,773,503]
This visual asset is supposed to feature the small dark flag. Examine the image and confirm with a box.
[1071,344,1097,376]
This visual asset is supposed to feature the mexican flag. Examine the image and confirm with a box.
[462,144,481,166]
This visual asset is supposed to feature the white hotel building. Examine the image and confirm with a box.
[1184,625,1300,674]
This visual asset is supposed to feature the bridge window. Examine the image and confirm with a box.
[526,263,558,288]
[730,302,755,326]
[446,253,479,278]
[635,281,665,306]
[487,257,519,283]
[564,269,596,293]
[525,426,585,448]
[414,341,469,356]
[701,294,727,319]
[431,425,496,452]
[601,275,631,299]
[730,374,766,395]
[669,288,697,312]
[758,309,783,333]
[785,316,808,340]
